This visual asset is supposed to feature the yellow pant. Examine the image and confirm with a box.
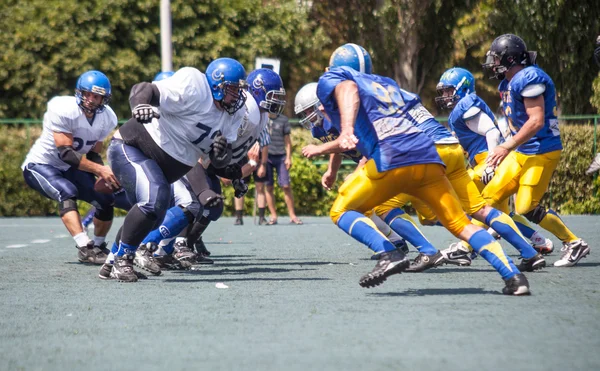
[330,159,471,237]
[412,143,487,223]
[470,152,510,214]
[482,150,561,214]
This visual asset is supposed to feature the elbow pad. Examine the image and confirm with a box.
[57,145,83,168]
[129,82,160,110]
[86,151,104,165]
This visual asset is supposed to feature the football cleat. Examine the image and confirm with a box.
[553,239,590,267]
[404,251,445,273]
[194,237,211,257]
[154,254,192,270]
[98,263,113,280]
[109,255,138,282]
[371,240,409,260]
[77,241,106,265]
[502,273,531,296]
[359,250,410,288]
[532,238,554,255]
[517,253,546,272]
[441,242,472,266]
[134,243,162,276]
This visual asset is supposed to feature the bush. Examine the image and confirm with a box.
[2,124,599,217]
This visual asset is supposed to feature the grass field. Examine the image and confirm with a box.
[1,216,599,371]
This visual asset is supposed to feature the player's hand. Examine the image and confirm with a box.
[284,156,292,170]
[98,166,121,191]
[232,179,248,198]
[339,132,358,151]
[257,163,267,178]
[247,142,260,163]
[210,135,228,159]
[220,177,232,187]
[321,170,336,190]
[486,146,510,167]
[132,104,159,123]
[480,166,495,185]
[302,144,321,159]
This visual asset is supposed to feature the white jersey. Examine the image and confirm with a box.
[230,91,270,164]
[149,67,244,167]
[22,96,117,171]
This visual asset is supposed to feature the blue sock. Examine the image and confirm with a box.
[468,229,519,280]
[337,211,395,254]
[509,212,535,239]
[82,208,95,228]
[384,209,437,255]
[141,206,190,245]
[111,241,119,255]
[485,208,537,259]
[116,242,137,257]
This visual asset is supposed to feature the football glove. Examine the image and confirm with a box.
[209,135,232,168]
[232,179,248,198]
[132,104,160,122]
[481,166,495,185]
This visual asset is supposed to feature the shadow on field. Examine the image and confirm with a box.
[213,261,350,267]
[574,262,600,267]
[369,287,502,296]
[162,277,331,283]
[170,266,316,276]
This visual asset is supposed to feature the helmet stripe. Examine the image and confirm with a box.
[348,43,366,73]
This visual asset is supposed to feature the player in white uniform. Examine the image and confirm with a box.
[103,58,247,282]
[22,70,119,265]
[175,68,286,261]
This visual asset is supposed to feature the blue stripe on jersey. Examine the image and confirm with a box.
[310,119,363,163]
[449,93,495,166]
[499,65,562,155]
[317,67,443,172]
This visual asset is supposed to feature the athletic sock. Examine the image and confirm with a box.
[384,208,437,255]
[141,206,190,246]
[74,232,91,248]
[485,208,537,259]
[468,229,519,280]
[93,236,106,246]
[538,209,579,242]
[337,211,395,254]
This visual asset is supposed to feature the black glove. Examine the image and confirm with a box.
[197,189,224,208]
[232,179,248,198]
[209,163,243,180]
[132,104,159,123]
[209,135,232,168]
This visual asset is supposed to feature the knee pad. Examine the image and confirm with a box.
[523,205,547,224]
[59,199,78,217]
[93,205,114,221]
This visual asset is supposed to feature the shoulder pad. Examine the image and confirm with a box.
[521,83,546,98]
[462,106,481,120]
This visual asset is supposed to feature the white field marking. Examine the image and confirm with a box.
[53,234,70,238]
[6,244,28,248]
[215,283,229,289]
[31,239,50,244]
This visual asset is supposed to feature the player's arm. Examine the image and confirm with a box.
[129,82,161,122]
[464,109,502,153]
[321,153,342,191]
[302,138,344,158]
[54,132,120,190]
[334,81,360,150]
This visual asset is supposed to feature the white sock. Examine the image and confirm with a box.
[74,232,91,248]
[105,252,115,265]
[530,231,546,245]
[93,236,106,246]
[175,237,187,244]
[155,246,168,256]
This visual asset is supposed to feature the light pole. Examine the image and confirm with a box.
[160,0,173,72]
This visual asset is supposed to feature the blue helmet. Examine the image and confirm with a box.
[246,68,286,116]
[329,43,373,74]
[75,70,111,114]
[153,71,175,81]
[205,58,247,114]
[435,67,475,110]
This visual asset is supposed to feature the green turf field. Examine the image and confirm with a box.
[1,216,599,371]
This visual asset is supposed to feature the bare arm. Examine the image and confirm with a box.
[335,81,361,150]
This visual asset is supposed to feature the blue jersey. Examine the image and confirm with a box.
[498,65,562,155]
[407,104,457,144]
[449,93,496,166]
[317,67,442,172]
[311,118,363,163]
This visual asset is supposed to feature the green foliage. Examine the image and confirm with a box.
[592,73,600,113]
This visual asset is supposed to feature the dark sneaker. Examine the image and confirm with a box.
[134,243,162,276]
[258,217,268,226]
[532,238,554,255]
[77,241,106,265]
[174,240,198,264]
[405,251,445,273]
[155,254,192,270]
[194,237,211,257]
[359,250,410,288]
[441,242,472,266]
[195,254,214,265]
[98,263,113,280]
[234,218,243,226]
[517,253,546,272]
[502,273,531,295]
[553,239,590,267]
[95,242,110,256]
[109,255,138,282]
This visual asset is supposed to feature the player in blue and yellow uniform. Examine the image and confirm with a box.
[295,81,439,264]
[436,67,554,264]
[482,34,590,267]
[315,43,530,295]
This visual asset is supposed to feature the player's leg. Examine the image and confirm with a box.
[22,163,104,264]
[513,151,589,267]
[276,156,301,224]
[329,159,412,287]
[368,212,408,255]
[106,140,171,282]
[234,195,245,225]
[264,156,278,224]
[410,163,528,295]
[255,180,267,225]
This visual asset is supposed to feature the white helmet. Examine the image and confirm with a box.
[294,82,323,129]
